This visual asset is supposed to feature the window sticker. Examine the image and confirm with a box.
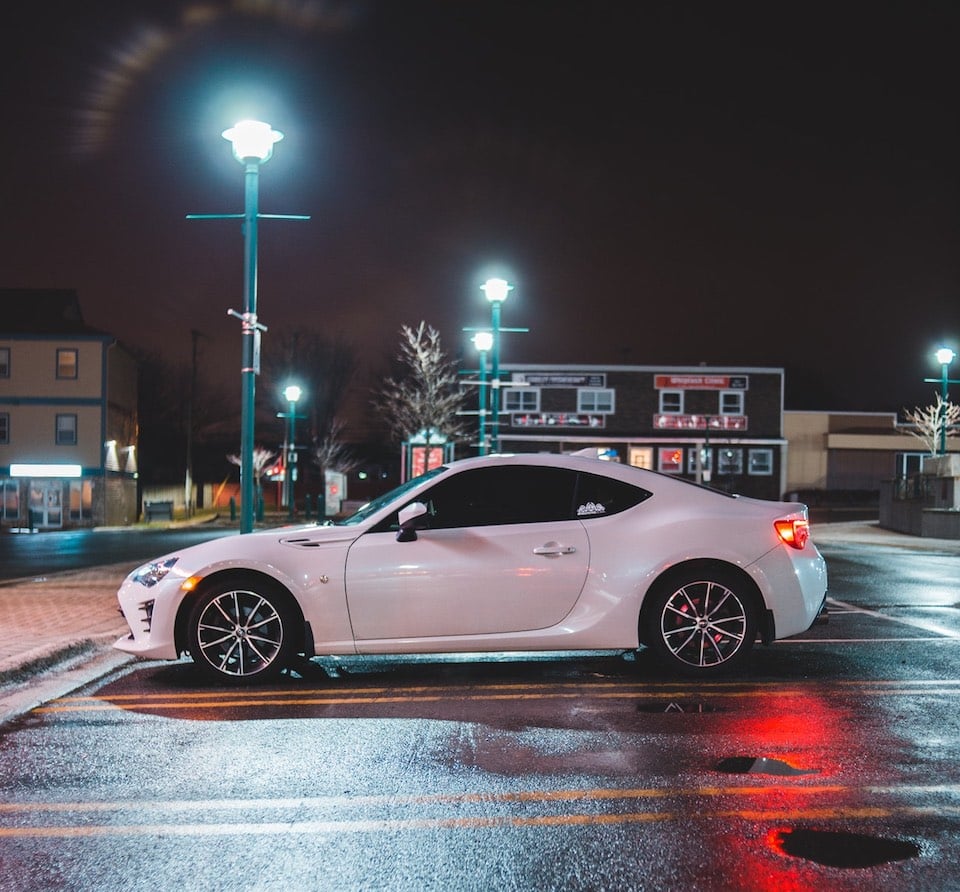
[577,501,606,516]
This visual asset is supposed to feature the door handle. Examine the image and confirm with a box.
[533,542,577,557]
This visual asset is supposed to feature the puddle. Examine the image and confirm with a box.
[715,756,817,776]
[636,700,724,714]
[776,828,921,868]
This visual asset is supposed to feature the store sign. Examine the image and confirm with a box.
[653,414,748,430]
[512,413,606,428]
[654,374,748,390]
[511,373,606,388]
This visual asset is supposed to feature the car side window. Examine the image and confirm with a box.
[412,466,579,530]
[573,471,651,519]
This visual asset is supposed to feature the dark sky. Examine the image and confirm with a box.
[3,0,959,415]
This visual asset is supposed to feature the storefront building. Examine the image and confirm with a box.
[492,364,787,500]
[1,289,138,529]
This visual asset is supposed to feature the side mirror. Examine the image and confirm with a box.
[396,501,429,542]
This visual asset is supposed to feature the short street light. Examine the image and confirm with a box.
[279,384,302,519]
[188,120,310,533]
[480,278,513,454]
[472,331,493,455]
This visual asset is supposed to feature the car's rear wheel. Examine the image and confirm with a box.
[642,568,757,676]
[186,579,296,683]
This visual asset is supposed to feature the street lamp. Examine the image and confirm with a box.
[472,331,493,455]
[280,384,302,518]
[189,120,310,533]
[480,277,512,453]
[936,347,956,455]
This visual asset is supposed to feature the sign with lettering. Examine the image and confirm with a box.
[654,375,748,390]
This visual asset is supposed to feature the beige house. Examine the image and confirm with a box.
[1,289,138,528]
[784,410,954,497]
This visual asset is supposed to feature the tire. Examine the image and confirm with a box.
[642,567,757,676]
[186,579,296,683]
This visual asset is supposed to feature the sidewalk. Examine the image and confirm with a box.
[1,520,959,725]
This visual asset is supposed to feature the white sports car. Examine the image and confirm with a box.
[115,451,827,682]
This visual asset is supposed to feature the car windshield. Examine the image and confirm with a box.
[334,465,448,526]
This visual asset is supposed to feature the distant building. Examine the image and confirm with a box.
[0,288,138,529]
[488,364,787,500]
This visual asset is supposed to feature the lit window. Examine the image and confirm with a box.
[717,447,743,475]
[629,447,653,469]
[748,448,773,475]
[578,388,615,413]
[57,349,78,379]
[0,347,9,378]
[720,391,744,415]
[659,390,683,414]
[658,447,684,473]
[56,414,77,446]
[0,412,8,444]
[503,388,539,413]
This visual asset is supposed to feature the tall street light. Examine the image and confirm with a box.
[480,277,512,453]
[934,347,957,455]
[280,384,302,519]
[188,119,309,533]
[472,331,493,455]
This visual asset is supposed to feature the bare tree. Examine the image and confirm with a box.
[312,417,360,476]
[903,392,960,455]
[227,446,278,503]
[372,322,467,464]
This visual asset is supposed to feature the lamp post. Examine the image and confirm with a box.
[189,120,310,533]
[472,331,493,455]
[936,348,956,456]
[280,384,302,518]
[480,277,512,453]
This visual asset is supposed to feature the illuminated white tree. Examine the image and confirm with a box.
[903,392,960,456]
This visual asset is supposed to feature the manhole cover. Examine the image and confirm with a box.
[776,828,921,868]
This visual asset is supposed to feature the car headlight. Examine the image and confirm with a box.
[132,557,179,588]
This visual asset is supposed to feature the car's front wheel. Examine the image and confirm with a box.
[642,567,758,676]
[186,579,296,683]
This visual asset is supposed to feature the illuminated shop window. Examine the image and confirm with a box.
[720,391,744,415]
[717,447,743,475]
[503,388,540,412]
[748,448,773,475]
[56,348,78,379]
[658,447,684,474]
[56,414,77,445]
[659,390,683,414]
[687,447,712,475]
[578,388,615,413]
[629,447,653,469]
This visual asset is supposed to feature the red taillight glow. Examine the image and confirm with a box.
[775,518,810,550]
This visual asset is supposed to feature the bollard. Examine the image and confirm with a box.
[256,494,264,522]
[305,494,313,520]
[229,497,237,522]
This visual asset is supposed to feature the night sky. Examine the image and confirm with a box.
[3,0,959,417]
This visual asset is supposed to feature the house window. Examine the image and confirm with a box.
[720,390,744,415]
[659,390,684,414]
[0,347,9,378]
[658,447,684,473]
[578,388,615,413]
[503,388,540,413]
[56,414,77,445]
[748,448,774,475]
[57,348,78,379]
[0,412,8,444]
[717,447,743,475]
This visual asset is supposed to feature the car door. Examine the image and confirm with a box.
[344,465,590,642]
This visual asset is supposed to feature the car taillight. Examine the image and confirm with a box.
[775,518,810,550]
